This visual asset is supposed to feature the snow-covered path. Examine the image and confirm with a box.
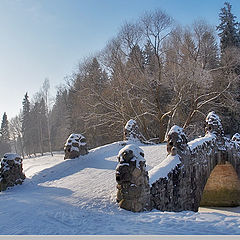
[0,142,239,235]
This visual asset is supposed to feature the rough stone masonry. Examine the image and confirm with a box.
[150,111,240,212]
[116,144,151,212]
[117,112,240,212]
[64,133,88,159]
[0,153,25,191]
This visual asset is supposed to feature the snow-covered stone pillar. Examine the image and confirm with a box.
[64,133,88,159]
[0,153,25,191]
[166,125,188,157]
[205,111,224,137]
[123,119,147,143]
[205,111,226,164]
[232,133,240,143]
[115,144,151,212]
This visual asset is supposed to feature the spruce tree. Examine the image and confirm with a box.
[87,57,106,92]
[22,92,31,156]
[0,112,10,143]
[0,112,11,156]
[143,40,159,76]
[217,2,240,51]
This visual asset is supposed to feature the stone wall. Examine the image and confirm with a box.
[149,111,240,212]
[0,153,25,191]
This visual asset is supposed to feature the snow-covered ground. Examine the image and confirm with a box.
[0,141,239,235]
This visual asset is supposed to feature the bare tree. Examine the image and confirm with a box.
[9,113,24,158]
[40,79,53,156]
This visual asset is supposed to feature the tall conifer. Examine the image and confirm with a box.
[22,92,31,156]
[217,2,240,51]
[0,112,11,156]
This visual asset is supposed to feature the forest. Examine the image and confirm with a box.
[1,2,240,157]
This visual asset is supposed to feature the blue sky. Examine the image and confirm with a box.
[0,0,240,119]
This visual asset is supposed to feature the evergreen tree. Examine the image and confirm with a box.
[217,2,240,51]
[143,40,159,76]
[22,92,31,156]
[0,112,10,143]
[50,88,71,151]
[0,112,11,157]
[87,57,107,92]
[127,45,145,71]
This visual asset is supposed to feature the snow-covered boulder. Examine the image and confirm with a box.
[116,144,151,212]
[64,133,88,159]
[123,119,147,143]
[0,153,25,191]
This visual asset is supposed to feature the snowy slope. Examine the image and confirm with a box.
[0,141,239,235]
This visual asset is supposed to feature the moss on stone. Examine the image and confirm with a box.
[200,188,240,207]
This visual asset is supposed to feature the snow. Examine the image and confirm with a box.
[118,144,145,168]
[1,153,22,168]
[64,133,86,149]
[188,133,216,151]
[168,125,184,136]
[167,125,187,143]
[124,119,136,131]
[0,142,239,235]
[70,146,80,152]
[149,154,181,184]
[232,133,240,142]
[206,111,221,126]
[205,111,224,135]
[3,153,21,160]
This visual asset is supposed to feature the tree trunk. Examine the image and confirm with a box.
[158,119,166,142]
[19,136,24,159]
[47,113,53,156]
[38,119,43,156]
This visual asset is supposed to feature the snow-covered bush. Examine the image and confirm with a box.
[64,133,88,159]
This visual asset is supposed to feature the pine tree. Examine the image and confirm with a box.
[217,2,240,51]
[0,112,11,157]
